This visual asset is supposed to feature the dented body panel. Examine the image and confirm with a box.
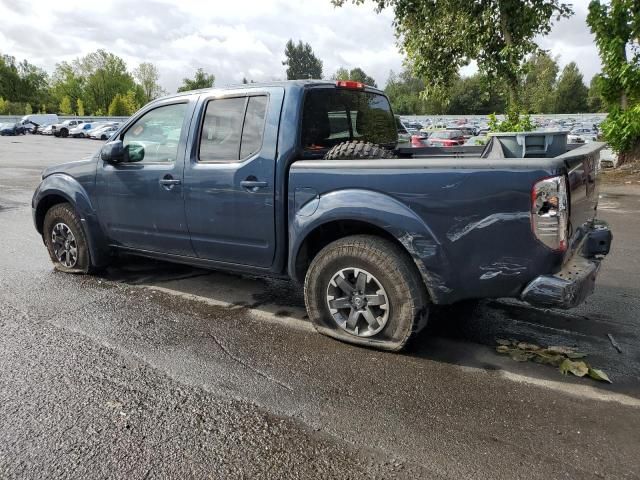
[288,144,608,305]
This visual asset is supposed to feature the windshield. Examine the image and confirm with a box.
[301,88,397,151]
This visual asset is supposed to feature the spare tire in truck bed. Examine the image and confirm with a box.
[324,141,397,160]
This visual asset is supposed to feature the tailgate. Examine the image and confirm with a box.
[560,143,604,249]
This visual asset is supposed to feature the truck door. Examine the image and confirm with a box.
[96,99,195,256]
[183,87,283,267]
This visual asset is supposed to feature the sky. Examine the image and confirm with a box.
[0,0,601,92]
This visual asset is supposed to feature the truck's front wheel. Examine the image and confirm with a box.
[43,203,93,274]
[304,235,429,351]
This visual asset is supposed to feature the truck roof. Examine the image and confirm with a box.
[153,79,385,103]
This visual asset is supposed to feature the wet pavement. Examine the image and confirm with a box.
[1,135,640,479]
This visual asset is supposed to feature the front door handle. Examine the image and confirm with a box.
[240,178,268,192]
[159,175,181,189]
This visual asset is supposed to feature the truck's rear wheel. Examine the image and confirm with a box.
[323,141,396,160]
[304,235,429,351]
[43,203,93,274]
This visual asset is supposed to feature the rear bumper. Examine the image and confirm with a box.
[521,221,612,309]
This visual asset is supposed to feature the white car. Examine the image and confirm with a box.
[69,123,95,138]
[89,125,119,140]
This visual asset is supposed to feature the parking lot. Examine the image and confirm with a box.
[1,135,640,479]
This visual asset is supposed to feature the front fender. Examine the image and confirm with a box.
[33,174,109,266]
[289,188,453,303]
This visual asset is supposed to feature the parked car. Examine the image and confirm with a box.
[568,127,598,144]
[428,129,465,147]
[0,122,27,135]
[69,123,95,138]
[41,124,55,135]
[89,125,119,140]
[53,120,84,137]
[32,80,612,351]
[410,133,430,147]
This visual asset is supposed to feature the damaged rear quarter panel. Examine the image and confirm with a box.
[289,160,566,304]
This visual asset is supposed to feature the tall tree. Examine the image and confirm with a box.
[522,52,559,113]
[282,40,323,80]
[447,74,507,114]
[177,68,215,92]
[333,0,572,110]
[588,0,639,163]
[587,74,606,112]
[384,69,449,114]
[133,62,164,102]
[50,61,85,112]
[333,67,377,87]
[59,96,73,115]
[74,50,137,114]
[555,62,589,113]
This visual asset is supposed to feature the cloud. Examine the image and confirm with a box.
[0,0,601,93]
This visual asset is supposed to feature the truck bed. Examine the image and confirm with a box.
[288,142,604,305]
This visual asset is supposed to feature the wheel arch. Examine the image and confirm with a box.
[288,189,453,303]
[34,174,110,267]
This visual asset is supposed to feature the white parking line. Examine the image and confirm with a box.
[144,285,315,333]
[502,371,640,408]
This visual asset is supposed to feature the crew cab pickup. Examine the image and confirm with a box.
[32,80,612,351]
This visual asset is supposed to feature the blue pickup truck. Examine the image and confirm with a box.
[32,80,612,350]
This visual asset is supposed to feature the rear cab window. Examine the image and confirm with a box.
[199,95,268,163]
[300,87,397,157]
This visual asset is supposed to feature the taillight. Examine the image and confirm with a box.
[531,176,568,251]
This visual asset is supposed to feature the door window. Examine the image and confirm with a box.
[199,95,268,162]
[122,103,187,163]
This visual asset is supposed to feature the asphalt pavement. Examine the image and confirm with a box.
[1,135,639,479]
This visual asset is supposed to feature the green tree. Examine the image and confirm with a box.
[77,98,85,116]
[50,61,85,113]
[334,0,572,110]
[0,97,7,114]
[177,68,215,92]
[447,74,507,114]
[24,103,32,115]
[59,96,73,115]
[333,67,377,87]
[282,40,323,80]
[522,52,559,113]
[588,0,640,163]
[133,62,164,102]
[555,62,589,113]
[108,94,129,116]
[587,74,606,112]
[75,50,137,114]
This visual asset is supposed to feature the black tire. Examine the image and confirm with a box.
[60,128,68,138]
[324,141,397,160]
[304,235,429,351]
[43,203,93,274]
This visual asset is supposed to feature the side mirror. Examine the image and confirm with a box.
[101,140,125,164]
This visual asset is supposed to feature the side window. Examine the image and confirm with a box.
[199,95,268,162]
[199,97,245,162]
[122,103,187,163]
[240,96,268,158]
